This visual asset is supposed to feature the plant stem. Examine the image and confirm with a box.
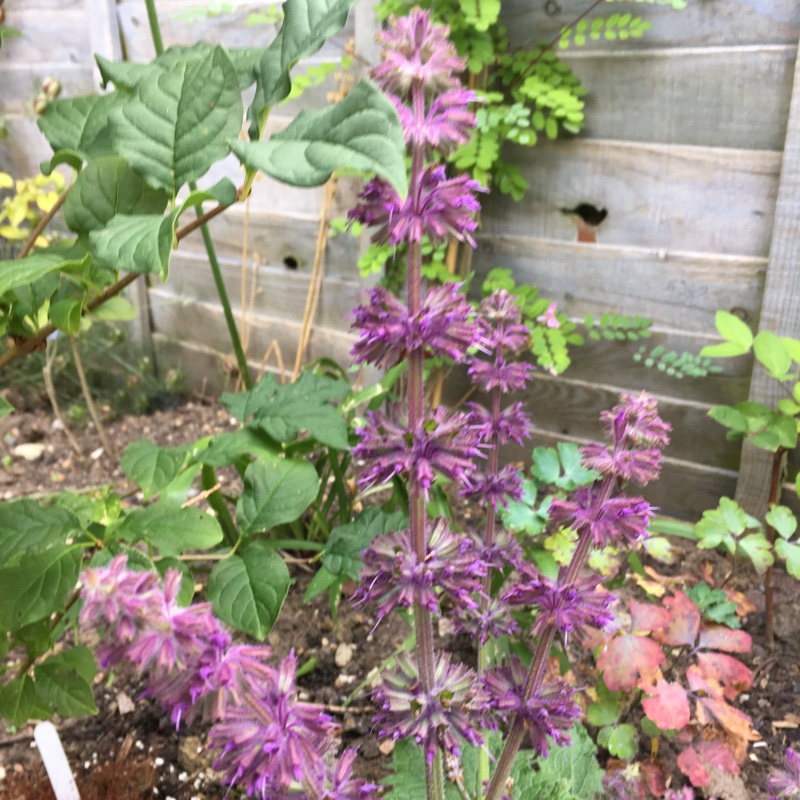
[764,447,786,649]
[143,0,165,57]
[18,184,72,259]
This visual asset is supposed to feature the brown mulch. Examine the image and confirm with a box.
[0,400,798,798]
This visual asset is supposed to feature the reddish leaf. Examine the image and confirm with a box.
[678,740,740,788]
[695,740,740,775]
[598,633,666,692]
[641,761,666,797]
[695,652,753,701]
[698,624,752,654]
[642,680,691,730]
[696,695,759,743]
[686,663,721,698]
[677,746,711,787]
[630,599,671,633]
[652,591,700,647]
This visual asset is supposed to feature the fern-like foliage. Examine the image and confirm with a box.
[584,312,653,342]
[634,344,724,379]
[558,14,653,48]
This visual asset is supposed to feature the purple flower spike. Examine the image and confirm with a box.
[351,283,481,369]
[461,463,525,510]
[354,518,488,622]
[603,391,671,449]
[477,290,531,353]
[467,401,533,446]
[372,8,466,97]
[373,652,488,766]
[354,405,483,494]
[452,595,520,645]
[329,749,380,799]
[468,356,533,393]
[348,168,484,247]
[483,657,581,757]
[394,88,477,152]
[503,564,616,640]
[580,440,664,486]
[549,486,655,548]
[769,748,800,798]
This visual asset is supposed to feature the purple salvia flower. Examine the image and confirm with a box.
[393,89,477,152]
[482,657,581,757]
[372,7,466,97]
[549,487,655,548]
[354,405,483,494]
[373,652,488,766]
[209,651,339,798]
[451,595,520,645]
[477,289,531,353]
[327,749,379,799]
[351,283,480,369]
[536,302,560,329]
[602,391,671,449]
[503,565,616,640]
[467,401,533,446]
[580,440,664,486]
[769,748,800,798]
[468,356,533,393]
[461,463,525,509]
[354,519,488,623]
[348,167,484,246]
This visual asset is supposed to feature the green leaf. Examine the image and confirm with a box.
[700,341,753,358]
[116,504,223,557]
[64,156,169,234]
[775,539,800,579]
[500,479,550,535]
[199,428,280,467]
[237,459,320,535]
[37,93,119,162]
[607,723,638,761]
[34,648,97,717]
[532,725,604,799]
[248,0,354,126]
[221,373,279,421]
[766,505,797,539]
[737,532,774,576]
[532,446,560,484]
[251,372,350,449]
[0,396,13,418]
[208,541,291,639]
[0,251,91,298]
[49,298,83,334]
[587,698,620,726]
[323,508,407,579]
[457,0,501,31]
[234,81,407,196]
[708,405,749,433]
[0,499,81,565]
[121,439,187,500]
[710,310,753,354]
[0,546,82,630]
[111,45,243,196]
[0,675,38,727]
[90,295,137,321]
[754,330,792,379]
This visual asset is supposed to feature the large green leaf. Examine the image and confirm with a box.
[237,459,320,535]
[221,373,279,421]
[0,251,91,298]
[0,675,38,727]
[37,93,119,163]
[0,546,82,631]
[248,0,354,129]
[208,541,291,639]
[88,179,237,278]
[251,372,350,449]
[111,45,243,196]
[115,504,223,557]
[323,508,407,579]
[64,156,169,235]
[700,310,753,358]
[753,330,792,379]
[198,428,280,467]
[34,647,97,717]
[120,439,187,500]
[0,499,81,565]
[234,81,407,195]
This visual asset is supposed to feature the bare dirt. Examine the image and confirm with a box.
[0,400,797,799]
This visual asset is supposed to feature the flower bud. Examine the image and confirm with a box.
[32,95,49,116]
[42,76,62,98]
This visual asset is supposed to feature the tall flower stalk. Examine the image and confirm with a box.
[349,10,484,799]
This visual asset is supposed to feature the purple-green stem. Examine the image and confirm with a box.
[484,475,612,800]
[407,83,445,800]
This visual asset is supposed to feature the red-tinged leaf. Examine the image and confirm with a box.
[598,633,666,692]
[724,588,756,617]
[642,680,691,730]
[695,740,740,775]
[696,695,759,743]
[698,624,752,654]
[641,762,667,797]
[695,652,753,701]
[653,591,700,647]
[630,599,671,633]
[677,746,711,788]
[686,663,724,698]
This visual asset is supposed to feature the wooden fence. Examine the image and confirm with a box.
[1,0,799,518]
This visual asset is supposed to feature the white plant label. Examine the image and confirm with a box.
[34,721,81,800]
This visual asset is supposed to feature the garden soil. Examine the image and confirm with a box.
[0,399,798,799]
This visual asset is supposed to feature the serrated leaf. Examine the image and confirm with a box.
[531,446,561,484]
[642,680,690,730]
[37,93,119,162]
[0,546,82,630]
[208,541,291,639]
[766,504,797,539]
[248,0,355,126]
[116,504,223,557]
[64,156,169,235]
[529,725,604,799]
[234,81,407,196]
[776,538,800,579]
[121,439,187,500]
[323,508,407,579]
[737,532,774,575]
[0,251,91,298]
[607,724,638,761]
[237,459,320,535]
[0,499,81,565]
[111,45,242,196]
[34,648,97,717]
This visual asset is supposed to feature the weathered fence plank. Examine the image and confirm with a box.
[0,65,95,113]
[482,140,781,257]
[735,39,800,517]
[0,8,90,65]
